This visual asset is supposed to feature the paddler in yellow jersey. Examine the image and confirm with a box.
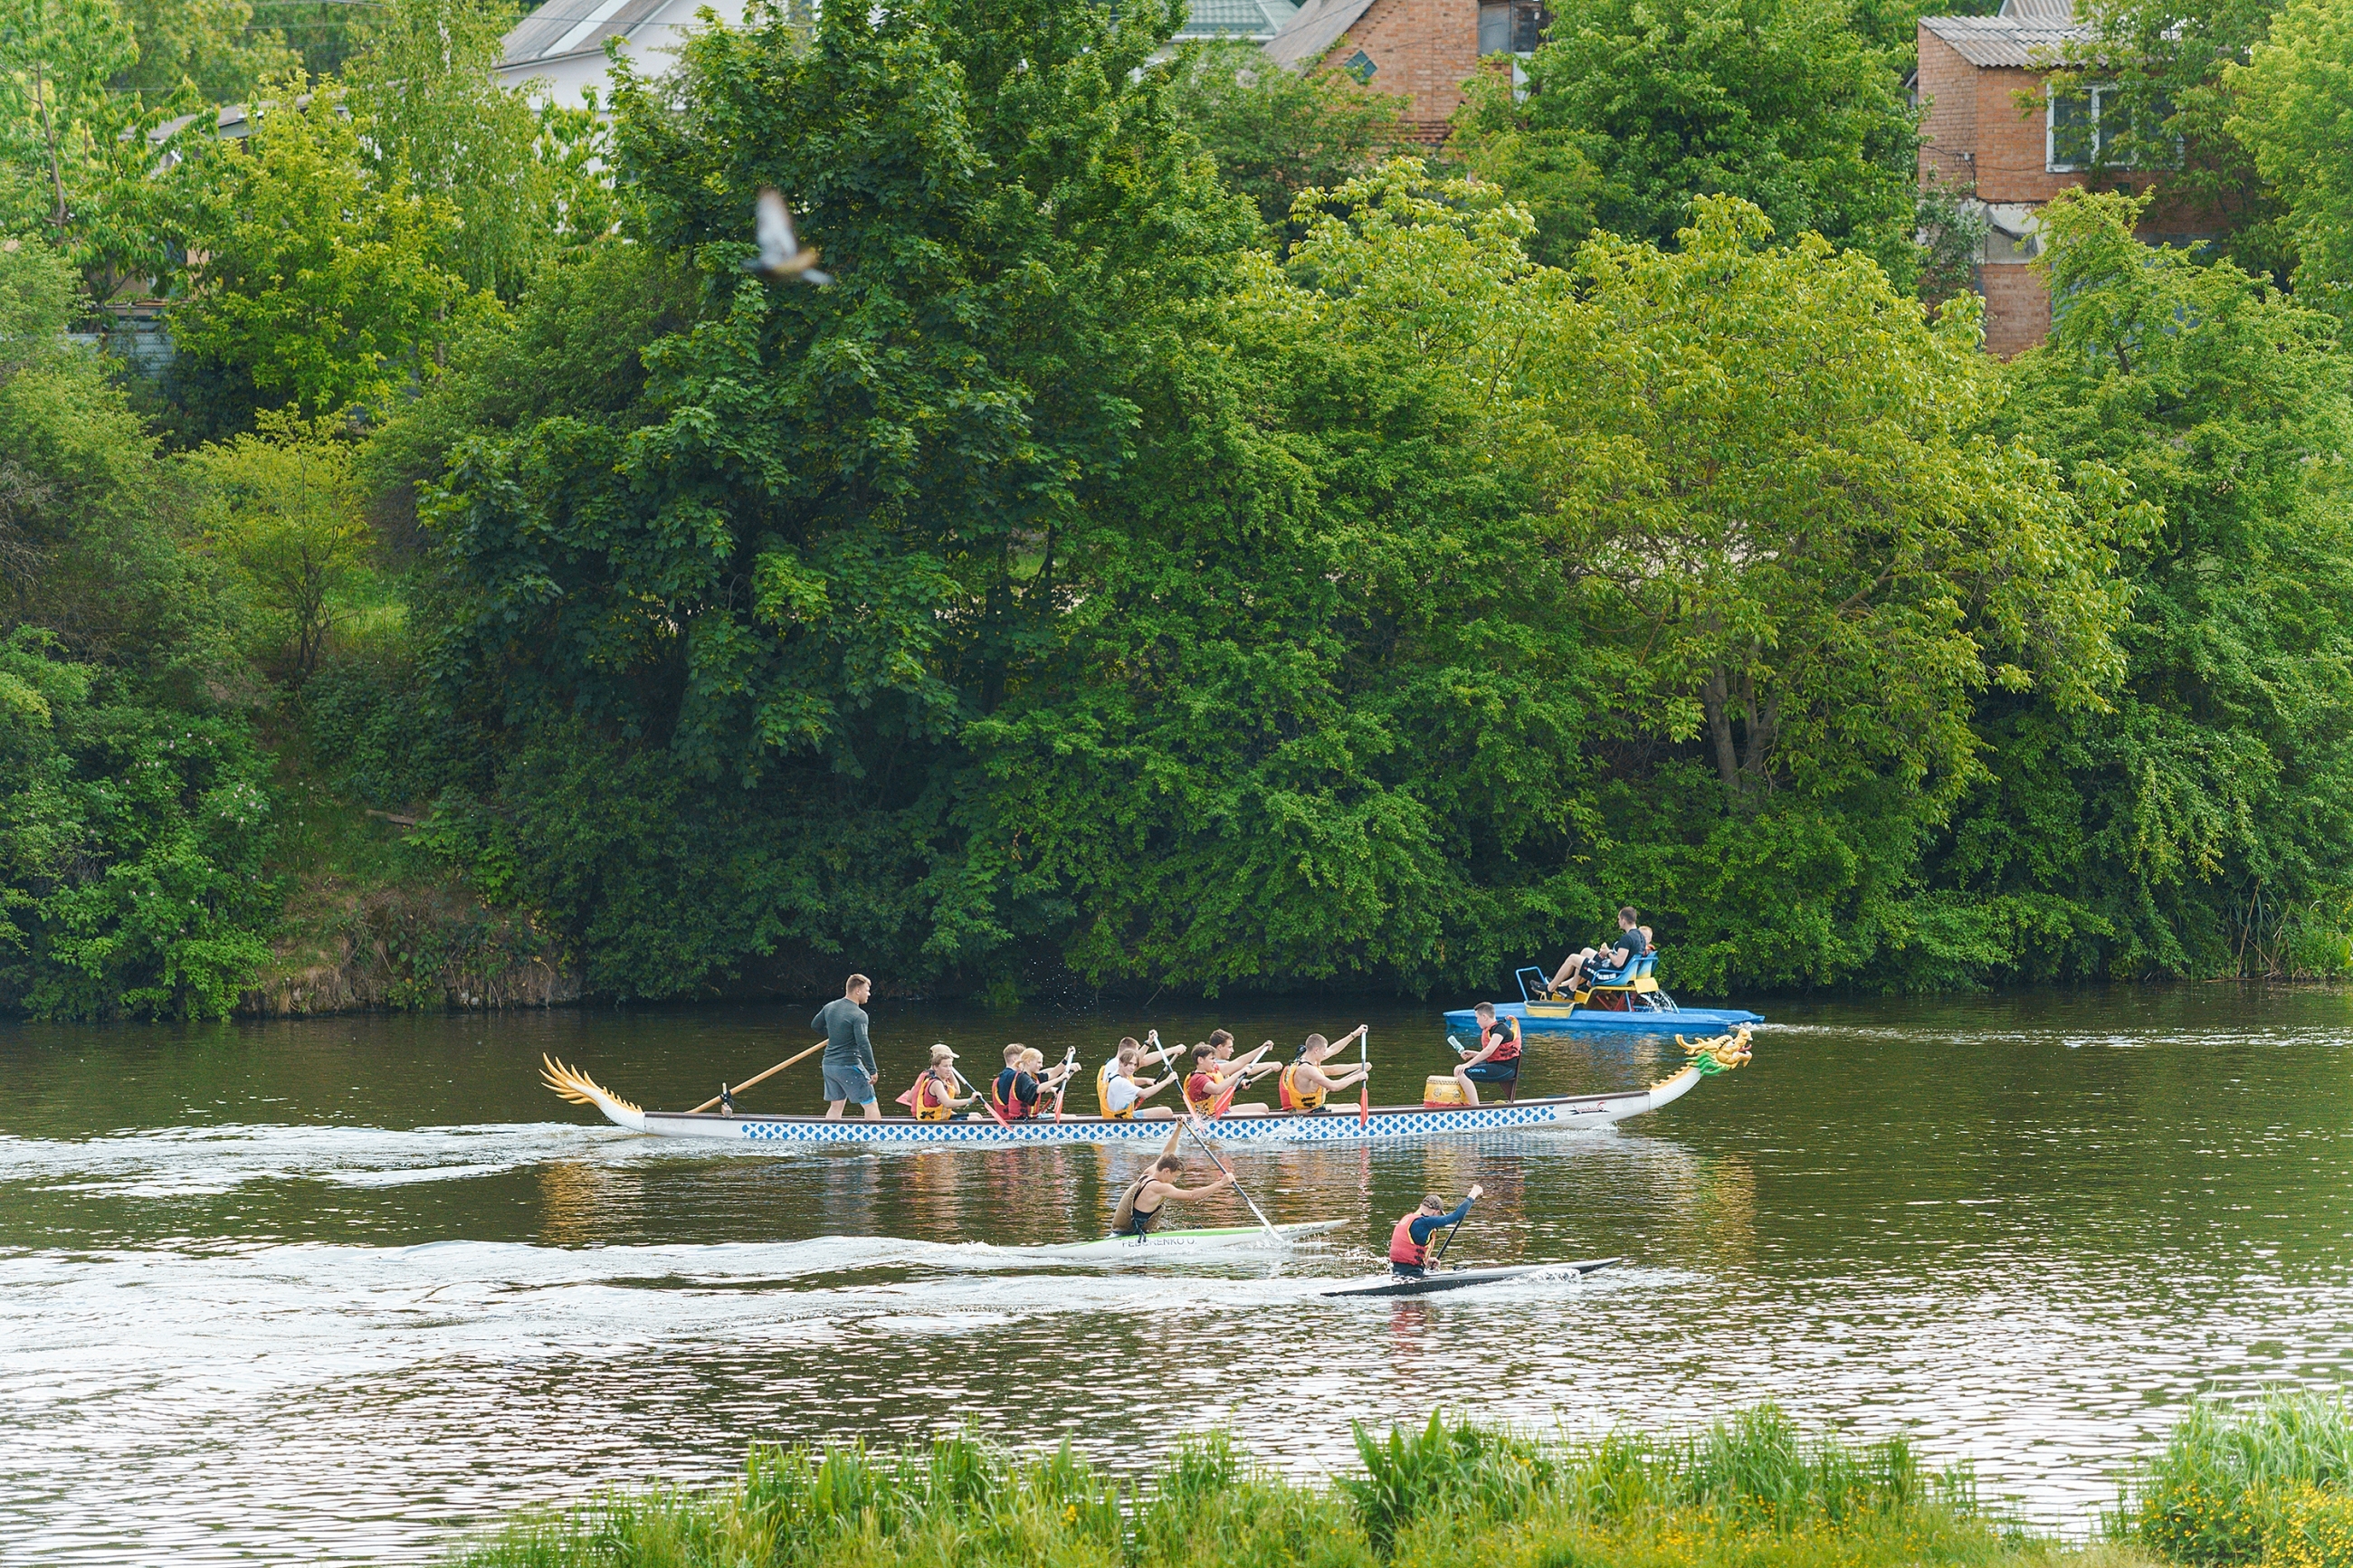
[1110,1121,1236,1238]
[1098,1036,1179,1120]
[1276,1026,1373,1113]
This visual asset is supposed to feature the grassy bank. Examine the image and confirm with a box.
[447,1406,2157,1568]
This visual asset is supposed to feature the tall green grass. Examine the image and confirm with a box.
[445,1405,2099,1568]
[2113,1392,2353,1566]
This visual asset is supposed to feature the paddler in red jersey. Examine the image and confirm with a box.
[1389,1184,1482,1278]
[1184,1037,1273,1117]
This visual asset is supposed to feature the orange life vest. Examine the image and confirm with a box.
[910,1069,956,1121]
[1483,1018,1522,1064]
[1389,1212,1428,1268]
[1278,1061,1325,1113]
[1185,1067,1242,1117]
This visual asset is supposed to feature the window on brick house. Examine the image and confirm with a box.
[1477,0,1548,54]
[2046,83,2177,172]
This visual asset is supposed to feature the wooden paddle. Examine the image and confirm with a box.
[690,1039,826,1114]
[1178,1115,1284,1243]
[1358,1023,1370,1128]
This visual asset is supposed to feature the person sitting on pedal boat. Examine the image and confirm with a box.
[1185,1039,1272,1117]
[904,1043,975,1121]
[1100,1037,1179,1120]
[1278,1027,1373,1113]
[1451,1003,1521,1106]
[1389,1184,1482,1278]
[1110,1121,1235,1238]
[1549,907,1649,993]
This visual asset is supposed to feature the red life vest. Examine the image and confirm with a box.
[992,1070,1036,1121]
[1389,1212,1428,1268]
[1485,1018,1522,1064]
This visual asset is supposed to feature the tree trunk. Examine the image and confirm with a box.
[1702,667,1739,793]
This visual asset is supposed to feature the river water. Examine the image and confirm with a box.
[5,987,2352,1563]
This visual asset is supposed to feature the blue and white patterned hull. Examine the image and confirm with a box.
[553,1064,1711,1147]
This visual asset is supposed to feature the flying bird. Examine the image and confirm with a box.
[747,186,832,285]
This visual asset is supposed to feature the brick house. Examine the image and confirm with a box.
[1265,0,1545,140]
[1916,0,2212,356]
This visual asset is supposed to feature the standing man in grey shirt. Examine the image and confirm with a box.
[814,974,880,1120]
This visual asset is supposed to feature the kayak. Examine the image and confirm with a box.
[1321,1257,1619,1297]
[1043,1220,1346,1258]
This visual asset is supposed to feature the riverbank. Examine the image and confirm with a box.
[449,1407,2163,1568]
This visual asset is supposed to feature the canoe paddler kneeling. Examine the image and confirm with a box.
[1277,1026,1373,1113]
[1185,1033,1275,1117]
[1110,1120,1236,1238]
[1099,1036,1180,1120]
[1389,1184,1483,1278]
[899,1044,976,1120]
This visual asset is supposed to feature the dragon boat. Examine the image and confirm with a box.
[1443,961,1765,1037]
[539,1030,1753,1148]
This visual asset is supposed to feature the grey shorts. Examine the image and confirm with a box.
[823,1066,875,1105]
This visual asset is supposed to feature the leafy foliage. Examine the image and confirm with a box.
[185,413,371,682]
[1963,190,2353,978]
[1163,41,1409,238]
[1462,0,1921,287]
[169,73,484,418]
[2227,0,2353,316]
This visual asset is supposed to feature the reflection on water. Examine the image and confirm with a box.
[6,988,2353,1563]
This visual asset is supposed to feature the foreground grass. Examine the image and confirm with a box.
[449,1406,2162,1568]
[2113,1391,2353,1567]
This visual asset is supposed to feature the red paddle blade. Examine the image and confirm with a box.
[1359,1084,1368,1126]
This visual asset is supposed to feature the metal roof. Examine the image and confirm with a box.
[500,0,729,71]
[1176,0,1300,41]
[1920,11,2089,67]
[1262,0,1378,69]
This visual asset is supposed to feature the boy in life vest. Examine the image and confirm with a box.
[1184,1039,1273,1117]
[1277,1026,1375,1113]
[899,1044,974,1120]
[1451,1003,1522,1105]
[1110,1121,1236,1238]
[1100,1037,1180,1120]
[1389,1184,1482,1278]
[991,1044,1068,1121]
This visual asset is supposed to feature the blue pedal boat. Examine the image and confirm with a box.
[1443,960,1765,1036]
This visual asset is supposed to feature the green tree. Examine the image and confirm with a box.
[0,237,277,1019]
[187,414,371,683]
[345,0,561,299]
[1961,190,2353,976]
[2227,0,2353,316]
[170,72,483,417]
[0,0,210,302]
[1470,0,1921,287]
[1161,41,1408,238]
[421,0,1262,994]
[110,0,291,102]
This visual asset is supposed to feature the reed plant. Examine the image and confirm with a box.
[446,1405,2125,1568]
[2112,1392,2353,1566]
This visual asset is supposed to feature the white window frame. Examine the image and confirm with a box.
[2044,81,2109,174]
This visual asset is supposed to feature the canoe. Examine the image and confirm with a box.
[1044,1219,1346,1257]
[1321,1257,1620,1297]
[539,1050,1740,1148]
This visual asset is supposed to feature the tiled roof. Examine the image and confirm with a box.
[500,0,713,70]
[1176,0,1301,40]
[1920,12,2089,67]
[1262,0,1378,69]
